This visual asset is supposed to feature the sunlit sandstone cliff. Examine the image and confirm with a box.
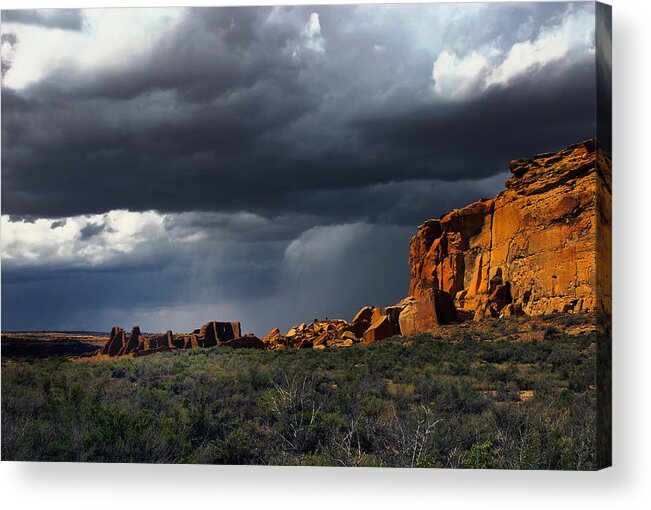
[87,139,612,358]
[405,139,612,332]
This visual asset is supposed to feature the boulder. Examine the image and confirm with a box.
[262,327,281,342]
[398,302,419,337]
[341,331,358,342]
[296,339,314,349]
[363,315,396,344]
[312,333,329,347]
[346,306,376,338]
[262,327,284,348]
[347,321,370,338]
[280,319,352,348]
[352,306,375,325]
[398,289,458,336]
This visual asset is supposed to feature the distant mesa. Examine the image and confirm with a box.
[87,139,611,359]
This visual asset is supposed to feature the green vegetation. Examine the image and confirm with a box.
[1,319,597,469]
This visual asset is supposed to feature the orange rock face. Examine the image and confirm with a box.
[408,139,612,325]
[363,315,395,344]
[398,290,458,336]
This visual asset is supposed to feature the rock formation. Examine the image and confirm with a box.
[96,320,243,358]
[363,316,395,344]
[349,307,374,337]
[263,301,416,349]
[406,139,612,330]
[398,291,458,337]
[90,139,611,358]
[262,319,361,350]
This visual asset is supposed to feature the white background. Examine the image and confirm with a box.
[0,0,648,508]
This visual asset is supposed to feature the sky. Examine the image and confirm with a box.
[0,2,609,335]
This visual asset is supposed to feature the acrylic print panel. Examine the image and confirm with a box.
[0,2,611,469]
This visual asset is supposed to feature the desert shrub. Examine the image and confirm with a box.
[466,440,493,469]
[1,315,598,469]
[544,326,561,340]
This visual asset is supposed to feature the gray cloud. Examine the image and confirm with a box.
[1,32,17,77]
[1,221,411,335]
[78,220,114,240]
[1,9,85,31]
[2,3,598,222]
[596,2,612,153]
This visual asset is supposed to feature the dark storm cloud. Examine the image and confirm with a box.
[596,2,612,153]
[2,3,598,221]
[439,1,561,55]
[351,58,596,183]
[1,9,85,31]
[1,3,603,332]
[35,8,300,102]
[1,222,412,334]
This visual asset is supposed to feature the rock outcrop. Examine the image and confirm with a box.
[398,291,458,337]
[349,307,374,337]
[363,316,395,344]
[407,139,612,330]
[91,139,611,358]
[262,319,362,350]
[261,302,413,350]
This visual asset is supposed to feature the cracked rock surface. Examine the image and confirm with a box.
[407,139,611,321]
